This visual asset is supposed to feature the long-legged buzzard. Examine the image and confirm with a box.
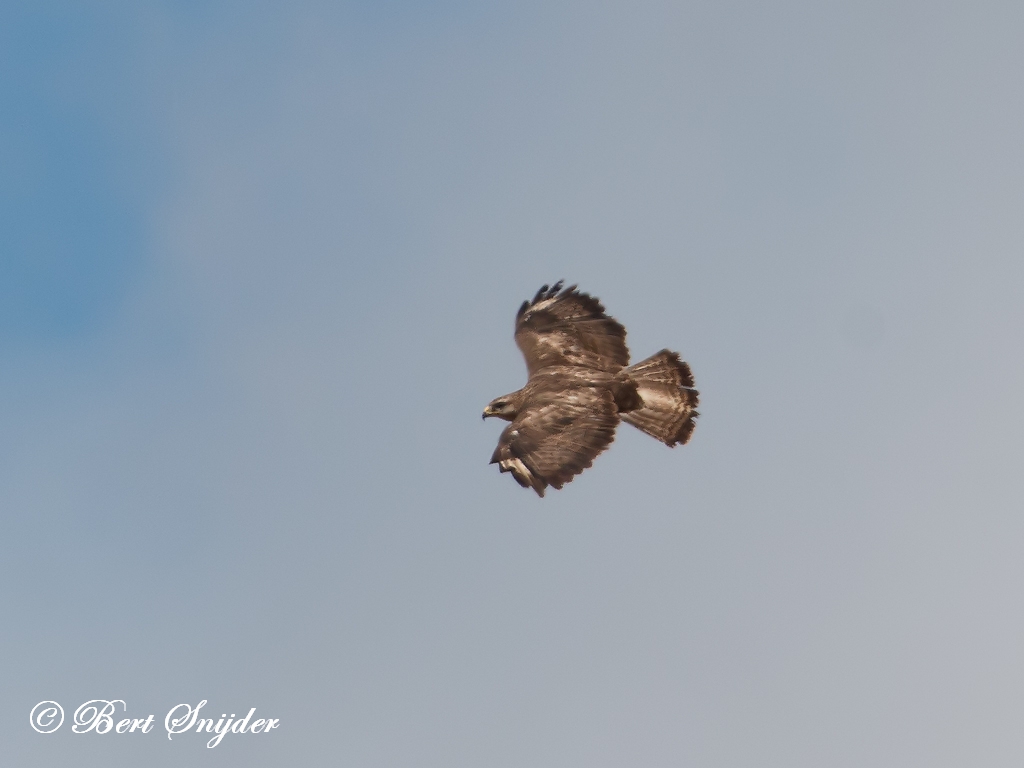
[483,281,699,496]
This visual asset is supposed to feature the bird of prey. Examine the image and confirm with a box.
[483,281,699,496]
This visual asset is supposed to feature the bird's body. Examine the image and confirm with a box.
[483,281,699,496]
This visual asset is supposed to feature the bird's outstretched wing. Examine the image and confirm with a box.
[489,385,619,497]
[514,281,630,376]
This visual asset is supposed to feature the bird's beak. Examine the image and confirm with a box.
[482,407,493,420]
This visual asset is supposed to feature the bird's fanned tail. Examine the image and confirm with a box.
[621,350,699,446]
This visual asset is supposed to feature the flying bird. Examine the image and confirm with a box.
[483,281,699,496]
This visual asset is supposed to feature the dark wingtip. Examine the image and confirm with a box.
[529,281,568,307]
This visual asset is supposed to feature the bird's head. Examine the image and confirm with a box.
[482,396,517,421]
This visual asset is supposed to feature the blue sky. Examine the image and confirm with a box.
[1,5,148,343]
[5,2,1024,766]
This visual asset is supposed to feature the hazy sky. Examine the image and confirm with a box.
[4,2,1024,765]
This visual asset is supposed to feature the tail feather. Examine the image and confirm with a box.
[621,350,699,446]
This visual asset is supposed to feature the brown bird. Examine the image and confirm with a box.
[483,281,699,496]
